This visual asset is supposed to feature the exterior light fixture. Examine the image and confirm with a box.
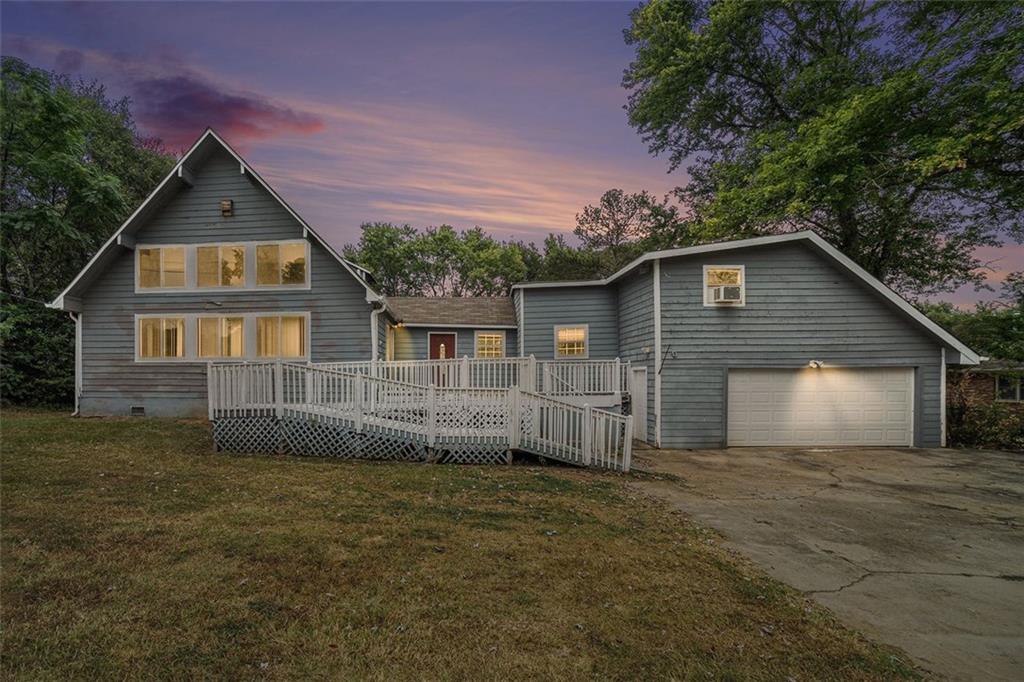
[220,199,234,217]
[808,360,823,369]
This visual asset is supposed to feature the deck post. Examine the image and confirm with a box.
[527,355,537,392]
[508,386,521,449]
[582,404,593,465]
[460,356,470,387]
[207,362,215,420]
[623,414,634,472]
[354,373,364,430]
[614,358,621,392]
[426,384,437,447]
[274,361,284,418]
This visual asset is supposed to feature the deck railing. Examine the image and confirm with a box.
[315,356,628,395]
[208,361,632,471]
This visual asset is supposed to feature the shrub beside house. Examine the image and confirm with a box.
[947,360,1024,451]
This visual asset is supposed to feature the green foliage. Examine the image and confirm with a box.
[624,0,1024,297]
[0,57,176,406]
[343,223,532,296]
[574,189,696,275]
[947,401,1024,451]
[921,301,1024,362]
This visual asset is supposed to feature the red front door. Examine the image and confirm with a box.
[429,333,456,360]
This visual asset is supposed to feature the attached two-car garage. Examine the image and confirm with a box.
[727,368,914,447]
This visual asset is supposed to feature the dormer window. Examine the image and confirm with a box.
[703,265,745,306]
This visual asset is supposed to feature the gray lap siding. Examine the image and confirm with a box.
[390,327,518,360]
[78,148,373,417]
[520,286,619,360]
[616,267,656,443]
[658,243,943,448]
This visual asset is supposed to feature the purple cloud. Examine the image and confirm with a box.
[54,48,83,73]
[131,75,324,149]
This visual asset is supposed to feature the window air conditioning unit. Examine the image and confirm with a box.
[711,285,743,303]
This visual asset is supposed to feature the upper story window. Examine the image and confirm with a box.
[554,325,588,359]
[256,315,307,358]
[996,374,1022,402]
[475,331,505,359]
[703,265,745,306]
[138,317,185,359]
[197,245,245,288]
[138,247,185,289]
[257,242,307,286]
[198,316,245,359]
[135,240,310,292]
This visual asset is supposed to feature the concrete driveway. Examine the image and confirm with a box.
[632,446,1023,681]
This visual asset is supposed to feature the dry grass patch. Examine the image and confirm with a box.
[1,409,918,680]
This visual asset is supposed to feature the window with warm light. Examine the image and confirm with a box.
[138,247,185,289]
[257,315,307,358]
[555,326,588,358]
[197,244,245,287]
[138,317,185,359]
[257,242,307,286]
[198,317,245,358]
[475,331,505,358]
[703,265,745,306]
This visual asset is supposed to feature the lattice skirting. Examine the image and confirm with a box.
[213,416,282,454]
[434,442,511,465]
[280,417,427,461]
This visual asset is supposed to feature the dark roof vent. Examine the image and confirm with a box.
[220,199,234,217]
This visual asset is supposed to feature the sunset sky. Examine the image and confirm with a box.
[2,1,1019,305]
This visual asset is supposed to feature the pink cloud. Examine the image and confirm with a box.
[132,76,324,149]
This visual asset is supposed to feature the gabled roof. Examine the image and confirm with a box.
[385,296,516,328]
[49,128,380,311]
[512,231,980,365]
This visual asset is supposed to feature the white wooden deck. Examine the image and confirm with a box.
[208,358,634,471]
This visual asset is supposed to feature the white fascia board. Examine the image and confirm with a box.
[511,232,813,291]
[214,130,381,302]
[50,128,382,310]
[48,131,213,309]
[800,232,979,365]
[509,229,980,364]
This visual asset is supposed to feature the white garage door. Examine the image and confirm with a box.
[727,368,913,446]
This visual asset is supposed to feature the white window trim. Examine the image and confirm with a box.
[995,374,1023,402]
[137,245,188,292]
[196,243,247,289]
[427,331,458,360]
[474,330,506,358]
[703,264,746,307]
[553,324,589,360]
[134,311,310,363]
[253,313,312,361]
[134,239,311,293]
[135,314,189,362]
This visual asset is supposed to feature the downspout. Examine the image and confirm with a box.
[370,305,383,362]
[68,312,81,416]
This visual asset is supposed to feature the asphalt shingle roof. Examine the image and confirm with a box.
[385,297,516,327]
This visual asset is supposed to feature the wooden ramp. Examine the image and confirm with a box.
[209,362,633,471]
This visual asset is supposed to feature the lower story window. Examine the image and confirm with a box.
[996,374,1022,402]
[475,331,505,358]
[257,315,307,358]
[555,325,588,358]
[198,317,245,358]
[138,317,185,358]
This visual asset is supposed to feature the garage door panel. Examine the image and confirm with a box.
[728,368,913,446]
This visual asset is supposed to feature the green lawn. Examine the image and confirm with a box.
[1,409,917,680]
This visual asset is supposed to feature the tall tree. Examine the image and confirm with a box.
[575,188,694,275]
[0,57,175,405]
[343,223,530,297]
[624,0,1024,297]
